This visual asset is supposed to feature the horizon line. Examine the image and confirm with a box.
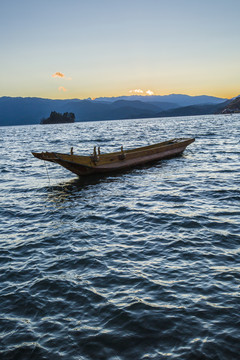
[0,93,236,101]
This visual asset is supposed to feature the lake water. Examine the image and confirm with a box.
[0,115,239,360]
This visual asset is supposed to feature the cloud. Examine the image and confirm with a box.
[146,90,154,96]
[52,72,65,78]
[129,89,155,95]
[58,86,67,92]
[129,89,144,94]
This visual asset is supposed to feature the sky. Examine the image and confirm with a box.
[1,0,240,100]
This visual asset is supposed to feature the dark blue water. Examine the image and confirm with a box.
[0,115,239,360]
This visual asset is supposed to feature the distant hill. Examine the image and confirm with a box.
[0,97,63,126]
[0,94,232,126]
[156,100,231,118]
[219,96,240,114]
[94,94,227,107]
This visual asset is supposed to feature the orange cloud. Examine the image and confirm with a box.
[52,72,64,78]
[58,86,67,92]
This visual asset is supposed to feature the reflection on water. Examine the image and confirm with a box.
[46,161,165,203]
[47,175,116,203]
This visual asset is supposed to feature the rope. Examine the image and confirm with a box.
[44,160,51,186]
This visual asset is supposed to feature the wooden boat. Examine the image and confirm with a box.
[32,138,195,176]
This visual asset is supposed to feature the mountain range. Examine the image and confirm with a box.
[0,94,233,126]
[220,96,240,114]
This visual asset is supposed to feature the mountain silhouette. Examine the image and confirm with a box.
[0,95,230,126]
[219,96,240,114]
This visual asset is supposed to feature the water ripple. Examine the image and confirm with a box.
[0,115,240,359]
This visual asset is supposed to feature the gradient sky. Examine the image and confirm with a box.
[1,0,239,99]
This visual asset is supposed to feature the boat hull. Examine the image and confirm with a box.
[32,138,195,176]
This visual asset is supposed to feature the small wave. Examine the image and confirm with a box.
[1,114,240,359]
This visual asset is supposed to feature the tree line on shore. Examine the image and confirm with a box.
[41,111,75,124]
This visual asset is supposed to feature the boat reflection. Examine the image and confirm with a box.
[46,157,171,204]
[46,171,127,204]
